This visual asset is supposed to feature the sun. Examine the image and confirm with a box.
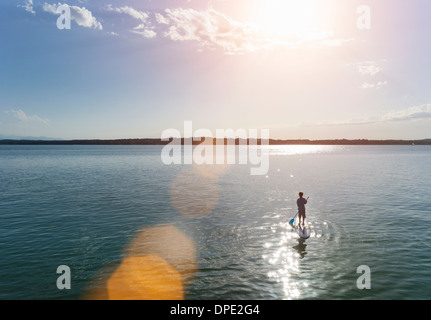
[255,0,324,39]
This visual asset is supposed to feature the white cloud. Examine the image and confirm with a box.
[34,3,351,53]
[106,5,149,22]
[106,4,156,38]
[156,8,353,54]
[5,109,49,125]
[308,104,431,127]
[18,0,36,15]
[354,61,387,90]
[131,24,157,39]
[43,3,103,30]
[155,12,170,25]
[382,105,431,122]
[361,81,388,89]
[158,8,267,54]
[358,62,383,76]
[320,37,354,47]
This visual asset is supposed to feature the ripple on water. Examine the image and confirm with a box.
[261,218,360,299]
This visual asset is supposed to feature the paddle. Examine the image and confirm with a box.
[290,196,309,225]
[289,213,298,225]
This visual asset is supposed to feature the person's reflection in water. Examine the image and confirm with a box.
[292,239,307,259]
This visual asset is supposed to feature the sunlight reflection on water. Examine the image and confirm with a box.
[263,222,304,299]
[263,219,333,299]
[264,145,338,155]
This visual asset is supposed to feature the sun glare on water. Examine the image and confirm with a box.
[255,0,324,39]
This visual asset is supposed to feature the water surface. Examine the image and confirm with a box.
[1,145,430,299]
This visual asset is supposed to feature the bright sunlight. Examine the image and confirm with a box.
[255,0,324,38]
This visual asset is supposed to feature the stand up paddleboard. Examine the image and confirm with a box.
[289,221,311,239]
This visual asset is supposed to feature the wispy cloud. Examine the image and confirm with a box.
[158,8,261,54]
[131,24,157,38]
[155,7,353,54]
[155,12,170,25]
[382,105,431,122]
[358,63,383,76]
[352,61,388,89]
[21,3,352,54]
[106,5,149,22]
[312,104,431,127]
[18,0,35,15]
[361,81,388,89]
[5,109,50,125]
[106,4,156,38]
[43,2,103,30]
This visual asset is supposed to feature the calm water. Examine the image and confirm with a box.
[1,145,430,300]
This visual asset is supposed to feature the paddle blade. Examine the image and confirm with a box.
[289,219,294,224]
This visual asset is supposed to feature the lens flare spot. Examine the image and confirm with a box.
[107,254,184,300]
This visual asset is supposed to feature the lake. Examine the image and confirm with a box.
[0,145,430,299]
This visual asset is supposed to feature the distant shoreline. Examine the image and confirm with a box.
[1,138,431,145]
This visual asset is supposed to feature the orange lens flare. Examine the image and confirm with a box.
[107,254,184,300]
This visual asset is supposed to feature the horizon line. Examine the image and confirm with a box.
[1,137,431,145]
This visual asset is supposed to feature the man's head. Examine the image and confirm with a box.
[299,192,303,197]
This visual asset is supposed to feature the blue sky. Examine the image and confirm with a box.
[1,0,431,139]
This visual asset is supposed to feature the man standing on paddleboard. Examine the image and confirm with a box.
[297,192,308,227]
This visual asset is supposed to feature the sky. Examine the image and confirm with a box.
[1,0,431,140]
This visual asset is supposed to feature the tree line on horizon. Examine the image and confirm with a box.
[1,138,430,145]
